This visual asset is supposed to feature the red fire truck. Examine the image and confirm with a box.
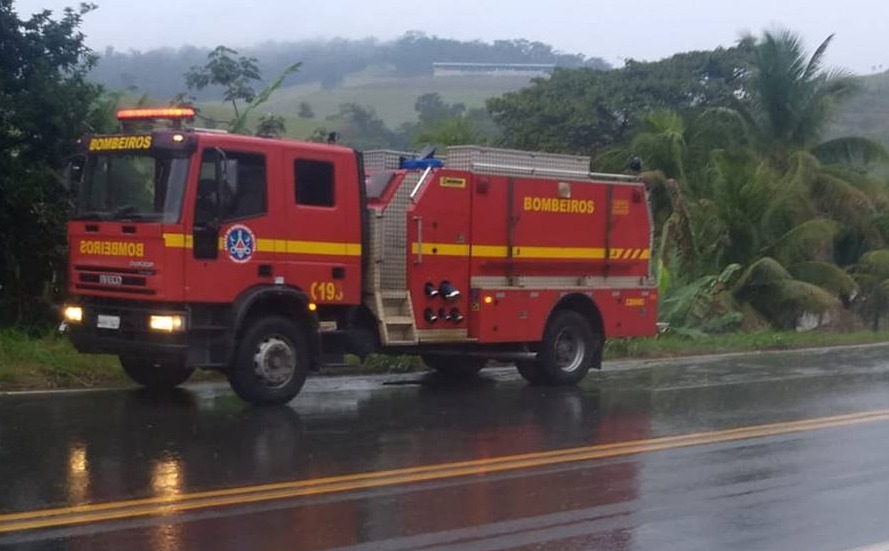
[62,108,657,405]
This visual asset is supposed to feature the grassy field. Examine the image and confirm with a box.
[195,70,536,139]
[3,329,889,392]
[262,71,534,126]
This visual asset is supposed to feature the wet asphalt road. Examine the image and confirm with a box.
[4,346,889,550]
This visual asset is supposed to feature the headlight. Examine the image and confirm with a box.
[63,306,83,323]
[149,315,185,332]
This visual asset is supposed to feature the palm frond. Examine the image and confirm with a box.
[803,34,834,81]
[738,275,839,329]
[788,261,857,298]
[733,257,792,298]
[230,62,302,134]
[857,250,889,280]
[766,218,841,264]
[811,137,889,166]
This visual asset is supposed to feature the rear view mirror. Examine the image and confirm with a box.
[62,155,85,193]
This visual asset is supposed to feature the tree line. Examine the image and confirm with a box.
[486,32,889,333]
[91,32,608,100]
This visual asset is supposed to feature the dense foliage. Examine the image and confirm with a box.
[0,1,106,326]
[487,45,752,155]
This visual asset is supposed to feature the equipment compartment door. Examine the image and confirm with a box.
[407,170,473,340]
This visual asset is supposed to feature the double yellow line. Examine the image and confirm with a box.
[3,408,889,534]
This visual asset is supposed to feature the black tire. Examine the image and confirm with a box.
[228,316,309,406]
[423,355,487,378]
[119,356,194,390]
[536,310,601,385]
[515,360,547,385]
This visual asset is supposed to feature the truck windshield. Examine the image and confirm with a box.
[75,152,189,222]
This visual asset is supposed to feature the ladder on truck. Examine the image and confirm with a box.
[363,150,422,346]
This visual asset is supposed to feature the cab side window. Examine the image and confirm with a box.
[295,159,335,207]
[196,150,267,225]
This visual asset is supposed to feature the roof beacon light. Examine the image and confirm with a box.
[116,107,196,121]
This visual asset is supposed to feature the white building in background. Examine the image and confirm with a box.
[432,62,556,78]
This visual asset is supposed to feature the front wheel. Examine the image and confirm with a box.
[228,316,309,405]
[423,355,487,378]
[119,357,193,390]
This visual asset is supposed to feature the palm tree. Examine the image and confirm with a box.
[614,31,889,330]
[734,30,885,166]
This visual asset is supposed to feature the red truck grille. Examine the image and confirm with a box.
[74,265,156,296]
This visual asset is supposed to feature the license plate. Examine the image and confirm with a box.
[97,315,120,330]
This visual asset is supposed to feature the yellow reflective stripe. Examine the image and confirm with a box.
[470,245,509,258]
[512,246,607,260]
[413,243,648,261]
[283,240,361,256]
[411,243,471,256]
[162,234,361,256]
[163,233,192,248]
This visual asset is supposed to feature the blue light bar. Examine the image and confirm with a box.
[400,158,444,170]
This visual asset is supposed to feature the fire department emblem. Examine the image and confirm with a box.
[224,225,255,263]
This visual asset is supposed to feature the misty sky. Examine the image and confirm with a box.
[13,0,888,74]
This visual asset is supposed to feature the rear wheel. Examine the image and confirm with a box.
[119,357,193,390]
[423,355,487,378]
[228,316,309,405]
[515,360,547,385]
[535,310,601,385]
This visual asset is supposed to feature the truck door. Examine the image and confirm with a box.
[281,149,362,307]
[184,145,285,302]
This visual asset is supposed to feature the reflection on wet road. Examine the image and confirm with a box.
[3,345,889,549]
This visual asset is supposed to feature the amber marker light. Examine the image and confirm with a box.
[116,107,196,121]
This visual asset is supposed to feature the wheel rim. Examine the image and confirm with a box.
[553,327,585,373]
[253,335,297,389]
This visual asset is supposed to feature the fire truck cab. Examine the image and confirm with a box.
[63,108,657,405]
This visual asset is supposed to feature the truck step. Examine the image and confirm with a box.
[385,316,415,326]
[380,290,409,299]
[385,340,418,346]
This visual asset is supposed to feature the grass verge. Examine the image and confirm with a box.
[604,330,889,359]
[0,329,124,390]
[3,329,889,392]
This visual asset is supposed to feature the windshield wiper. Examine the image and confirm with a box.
[71,211,110,221]
[110,205,138,220]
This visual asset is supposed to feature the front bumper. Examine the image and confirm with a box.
[66,298,188,359]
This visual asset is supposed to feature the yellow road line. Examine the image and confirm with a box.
[2,409,889,534]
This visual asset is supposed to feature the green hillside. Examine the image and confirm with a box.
[830,71,889,146]
[195,67,889,148]
[197,69,536,139]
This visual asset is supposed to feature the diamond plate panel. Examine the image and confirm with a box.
[446,146,591,178]
[363,150,412,172]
